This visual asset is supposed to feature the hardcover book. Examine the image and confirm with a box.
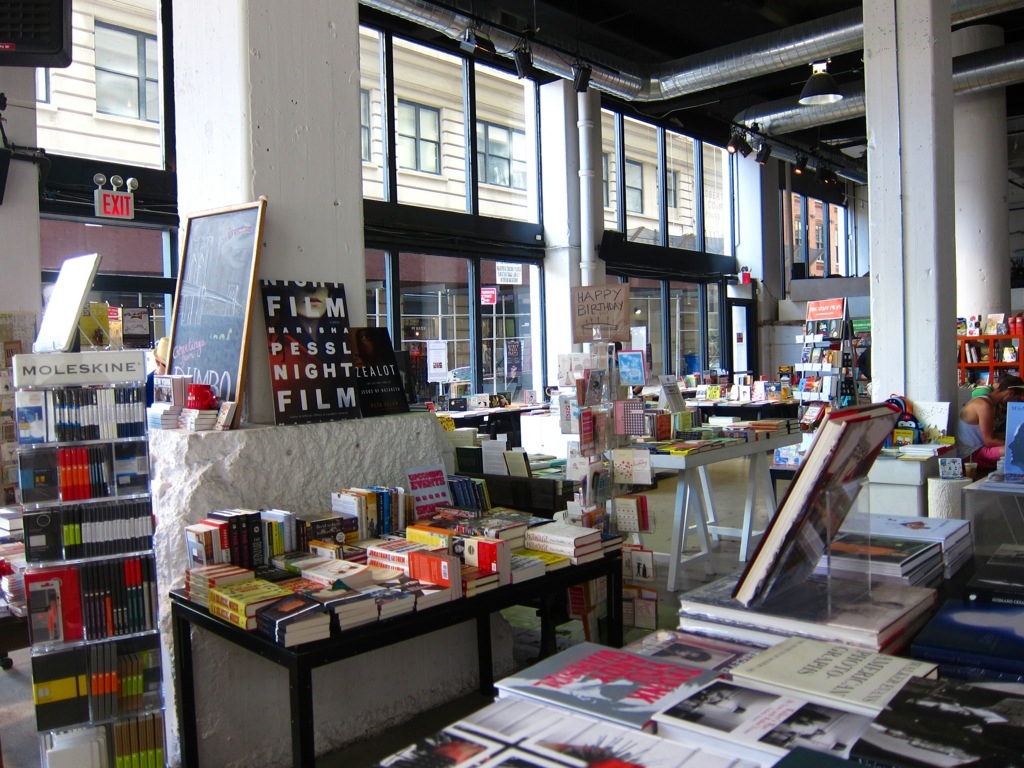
[850,677,1024,768]
[494,641,717,731]
[963,542,1024,605]
[728,636,937,716]
[653,678,872,764]
[733,402,900,607]
[622,628,762,672]
[349,326,410,418]
[910,598,1024,675]
[679,573,936,652]
[378,727,504,767]
[261,280,359,425]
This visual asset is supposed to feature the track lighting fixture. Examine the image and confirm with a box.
[460,28,495,56]
[755,142,772,165]
[727,132,753,158]
[571,61,592,93]
[513,44,532,79]
[794,154,808,175]
[799,61,843,106]
[815,164,839,187]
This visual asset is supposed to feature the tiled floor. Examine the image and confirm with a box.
[319,459,781,766]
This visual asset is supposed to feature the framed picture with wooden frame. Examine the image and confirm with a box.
[167,197,267,428]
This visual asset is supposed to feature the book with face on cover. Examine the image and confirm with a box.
[494,641,718,732]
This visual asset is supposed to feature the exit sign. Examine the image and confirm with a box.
[94,189,135,220]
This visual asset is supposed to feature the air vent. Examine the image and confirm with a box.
[0,0,72,68]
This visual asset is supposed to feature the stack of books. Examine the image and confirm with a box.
[513,547,569,572]
[147,374,190,430]
[306,581,379,630]
[507,551,546,583]
[377,574,451,610]
[299,558,375,588]
[677,572,936,653]
[836,512,973,580]
[460,563,500,596]
[408,549,463,599]
[523,522,603,565]
[184,564,253,608]
[359,582,416,619]
[178,407,219,431]
[255,593,330,647]
[207,578,293,630]
[811,532,944,587]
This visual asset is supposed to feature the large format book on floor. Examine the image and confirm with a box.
[727,636,937,716]
[733,402,900,607]
[910,597,1024,676]
[963,542,1024,605]
[849,677,1024,768]
[678,573,936,652]
[494,641,718,732]
[652,676,874,766]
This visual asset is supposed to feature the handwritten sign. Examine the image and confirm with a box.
[571,283,631,343]
[168,198,267,427]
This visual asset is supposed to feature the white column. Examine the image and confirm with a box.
[954,25,1010,319]
[0,68,42,317]
[173,0,365,425]
[539,79,584,378]
[864,0,956,405]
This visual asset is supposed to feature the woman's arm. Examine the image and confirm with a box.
[977,401,1005,447]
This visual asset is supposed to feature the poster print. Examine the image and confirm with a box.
[261,280,359,425]
[350,327,410,418]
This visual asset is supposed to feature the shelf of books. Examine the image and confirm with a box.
[13,350,165,768]
[957,332,1023,387]
[794,298,858,414]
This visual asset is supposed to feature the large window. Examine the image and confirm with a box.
[396,100,441,174]
[95,23,159,123]
[702,144,729,256]
[666,134,696,250]
[784,192,849,277]
[36,69,50,103]
[477,122,526,189]
[624,117,658,243]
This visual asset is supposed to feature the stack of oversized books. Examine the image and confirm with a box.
[811,532,944,587]
[677,572,936,653]
[146,374,190,430]
[837,512,973,580]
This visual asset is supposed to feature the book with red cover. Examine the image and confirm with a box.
[26,564,84,644]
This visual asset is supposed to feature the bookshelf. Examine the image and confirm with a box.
[957,333,1023,386]
[13,350,165,768]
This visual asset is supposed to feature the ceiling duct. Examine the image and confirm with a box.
[736,40,1024,136]
[360,0,1024,103]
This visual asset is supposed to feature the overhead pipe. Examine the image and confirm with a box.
[360,0,1024,103]
[735,40,1024,136]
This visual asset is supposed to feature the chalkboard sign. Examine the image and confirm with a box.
[167,198,267,427]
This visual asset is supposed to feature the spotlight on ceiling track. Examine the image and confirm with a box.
[799,61,843,106]
[755,142,772,165]
[727,132,753,158]
[571,61,592,93]
[513,45,532,79]
[459,29,495,56]
[794,154,809,175]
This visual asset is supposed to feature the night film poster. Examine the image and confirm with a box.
[261,280,360,425]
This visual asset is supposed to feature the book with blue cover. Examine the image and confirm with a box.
[911,597,1024,675]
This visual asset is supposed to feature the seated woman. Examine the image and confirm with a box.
[957,375,1024,474]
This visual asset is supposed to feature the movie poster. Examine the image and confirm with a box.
[261,280,360,425]
[350,326,410,418]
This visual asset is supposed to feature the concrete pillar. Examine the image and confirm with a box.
[953,25,1009,319]
[173,0,365,425]
[539,79,584,375]
[864,0,956,405]
[0,68,42,317]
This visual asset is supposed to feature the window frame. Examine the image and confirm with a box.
[625,159,644,214]
[396,98,441,174]
[360,89,372,162]
[476,121,527,190]
[94,21,159,123]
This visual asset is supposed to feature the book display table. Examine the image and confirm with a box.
[170,553,623,768]
[649,432,803,590]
